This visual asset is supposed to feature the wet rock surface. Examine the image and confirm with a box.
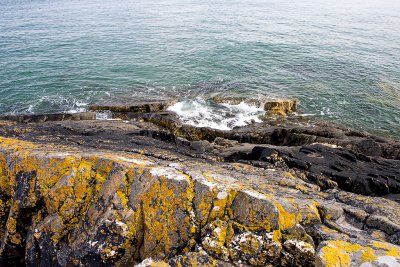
[0,100,399,266]
[211,97,298,115]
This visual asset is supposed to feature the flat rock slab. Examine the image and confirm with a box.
[0,112,96,123]
[89,99,178,113]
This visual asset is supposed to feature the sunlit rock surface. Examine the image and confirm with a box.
[0,100,399,266]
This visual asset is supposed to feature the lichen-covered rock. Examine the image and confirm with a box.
[0,128,399,267]
[231,190,279,232]
[201,219,230,261]
[228,231,282,266]
[282,239,315,266]
[210,97,297,116]
[263,99,297,115]
[316,240,400,267]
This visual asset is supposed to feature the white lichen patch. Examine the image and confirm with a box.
[214,227,222,234]
[150,167,188,181]
[201,179,217,190]
[53,152,73,158]
[135,258,156,267]
[168,162,182,168]
[206,173,237,184]
[217,191,228,200]
[285,239,315,254]
[115,220,129,236]
[117,156,154,166]
[243,189,267,200]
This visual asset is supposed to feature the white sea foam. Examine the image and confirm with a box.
[167,99,264,130]
[66,107,86,114]
[95,110,113,120]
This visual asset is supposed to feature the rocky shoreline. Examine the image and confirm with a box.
[0,98,399,266]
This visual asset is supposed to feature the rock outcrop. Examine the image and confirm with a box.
[211,97,298,116]
[89,99,178,113]
[0,99,399,266]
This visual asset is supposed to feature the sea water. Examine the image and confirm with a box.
[1,0,399,136]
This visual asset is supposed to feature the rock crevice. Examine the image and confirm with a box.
[0,100,399,266]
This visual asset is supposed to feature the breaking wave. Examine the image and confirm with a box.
[167,99,265,130]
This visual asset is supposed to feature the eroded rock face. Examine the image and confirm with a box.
[0,136,399,266]
[0,98,399,266]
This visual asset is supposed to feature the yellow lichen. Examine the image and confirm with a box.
[361,250,378,262]
[372,241,400,257]
[319,241,363,267]
[139,172,192,257]
[272,229,282,243]
[318,240,400,267]
[283,171,295,179]
[275,202,297,230]
[10,232,22,244]
[6,217,17,234]
[116,190,129,207]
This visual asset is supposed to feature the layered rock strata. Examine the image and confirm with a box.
[0,100,399,266]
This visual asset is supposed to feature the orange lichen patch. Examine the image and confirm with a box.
[6,216,17,234]
[209,188,237,223]
[275,202,298,231]
[116,190,129,207]
[318,240,400,267]
[202,219,230,259]
[264,99,297,115]
[283,171,295,179]
[361,249,378,262]
[10,232,22,244]
[320,225,339,234]
[29,154,114,244]
[174,254,218,267]
[294,184,309,193]
[372,241,400,257]
[0,199,11,221]
[36,155,77,194]
[298,201,321,226]
[265,196,300,231]
[231,190,280,232]
[139,172,193,258]
[318,241,365,267]
[0,137,39,152]
[197,198,213,227]
[149,261,170,267]
[272,229,283,243]
[0,155,10,193]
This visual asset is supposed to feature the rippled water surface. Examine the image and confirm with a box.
[1,0,400,137]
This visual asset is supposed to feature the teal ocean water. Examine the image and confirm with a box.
[1,0,400,137]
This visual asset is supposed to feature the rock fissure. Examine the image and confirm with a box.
[0,102,399,266]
